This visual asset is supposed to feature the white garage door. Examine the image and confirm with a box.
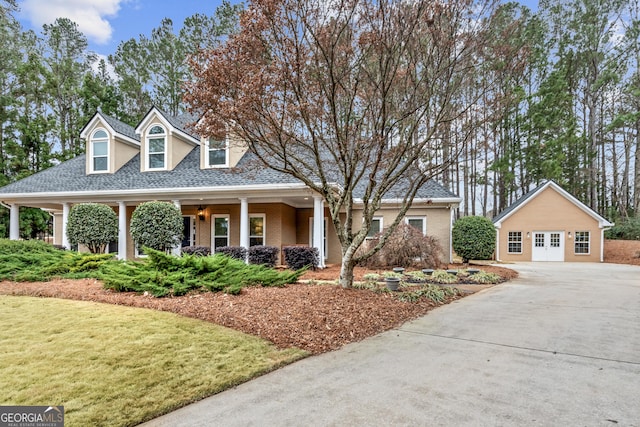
[531,231,564,262]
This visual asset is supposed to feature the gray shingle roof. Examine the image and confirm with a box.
[0,146,457,201]
[100,113,139,142]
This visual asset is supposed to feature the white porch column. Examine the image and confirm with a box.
[61,203,70,249]
[9,204,20,240]
[313,196,326,268]
[239,198,249,250]
[118,201,127,260]
[172,200,182,256]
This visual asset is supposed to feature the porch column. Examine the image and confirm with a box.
[62,202,70,249]
[9,204,19,240]
[118,201,127,260]
[172,200,181,256]
[313,196,326,268]
[239,198,249,251]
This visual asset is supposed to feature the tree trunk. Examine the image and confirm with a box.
[339,245,357,289]
[634,118,640,214]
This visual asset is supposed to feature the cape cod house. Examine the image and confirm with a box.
[0,107,461,265]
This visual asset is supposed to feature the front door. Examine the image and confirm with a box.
[182,216,195,248]
[531,231,564,261]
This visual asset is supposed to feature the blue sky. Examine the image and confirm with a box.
[17,0,539,58]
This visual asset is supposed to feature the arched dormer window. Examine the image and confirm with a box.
[147,125,167,170]
[91,129,109,172]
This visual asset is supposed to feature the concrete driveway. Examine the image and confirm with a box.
[142,262,640,426]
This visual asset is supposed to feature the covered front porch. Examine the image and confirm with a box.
[4,185,330,266]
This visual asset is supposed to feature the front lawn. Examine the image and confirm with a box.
[0,296,307,426]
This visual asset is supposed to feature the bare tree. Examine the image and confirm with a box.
[186,0,497,288]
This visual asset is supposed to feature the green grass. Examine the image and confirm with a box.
[0,296,307,426]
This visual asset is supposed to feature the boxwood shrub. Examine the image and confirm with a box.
[452,216,496,262]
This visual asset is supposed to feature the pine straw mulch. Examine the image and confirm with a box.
[0,264,518,355]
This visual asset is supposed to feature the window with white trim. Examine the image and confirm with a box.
[574,231,590,254]
[405,216,427,235]
[507,231,522,254]
[212,215,230,250]
[147,125,167,170]
[206,137,228,167]
[91,129,109,172]
[367,217,383,238]
[249,214,265,246]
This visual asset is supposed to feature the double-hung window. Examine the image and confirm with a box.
[207,137,228,167]
[508,231,522,254]
[406,216,427,235]
[367,217,383,238]
[91,129,109,172]
[212,215,230,250]
[574,231,590,254]
[147,125,166,170]
[249,215,265,246]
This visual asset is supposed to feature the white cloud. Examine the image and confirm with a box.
[21,0,124,45]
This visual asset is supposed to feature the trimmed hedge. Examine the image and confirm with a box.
[283,246,319,270]
[130,201,183,252]
[182,246,211,256]
[215,246,247,260]
[452,216,496,262]
[66,203,118,254]
[248,245,279,267]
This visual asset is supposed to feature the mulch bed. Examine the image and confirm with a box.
[0,268,501,354]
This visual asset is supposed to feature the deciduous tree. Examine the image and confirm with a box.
[186,0,498,288]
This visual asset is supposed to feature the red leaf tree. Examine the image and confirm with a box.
[186,0,498,288]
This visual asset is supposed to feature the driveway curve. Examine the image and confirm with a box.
[142,262,640,426]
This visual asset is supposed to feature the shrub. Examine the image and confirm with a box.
[283,246,319,270]
[605,217,640,240]
[0,239,113,281]
[182,246,211,256]
[358,223,444,268]
[215,246,247,260]
[469,271,501,284]
[100,249,302,297]
[452,216,496,262]
[130,201,183,252]
[430,269,457,284]
[248,245,279,267]
[66,203,118,254]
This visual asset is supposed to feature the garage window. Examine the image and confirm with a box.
[574,231,590,254]
[508,231,522,254]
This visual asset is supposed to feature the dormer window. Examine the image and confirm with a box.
[147,125,167,170]
[206,137,228,167]
[91,129,109,173]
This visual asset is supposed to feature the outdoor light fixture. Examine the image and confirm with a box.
[197,205,205,221]
[568,232,572,239]
[526,232,530,239]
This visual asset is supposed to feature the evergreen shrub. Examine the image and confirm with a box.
[452,216,496,262]
[66,203,118,253]
[130,201,183,252]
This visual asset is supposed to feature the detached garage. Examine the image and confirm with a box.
[493,181,613,262]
